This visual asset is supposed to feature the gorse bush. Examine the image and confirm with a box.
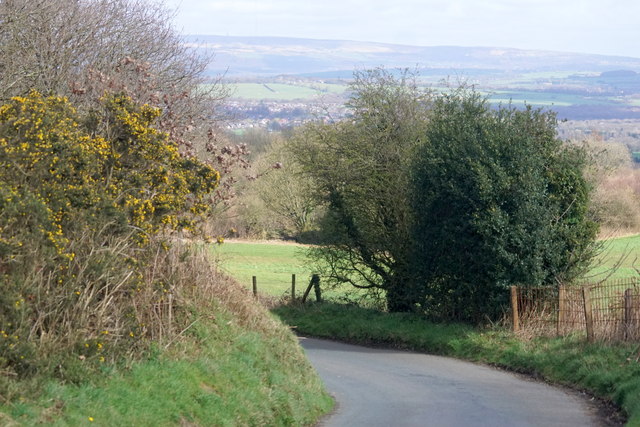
[0,91,219,380]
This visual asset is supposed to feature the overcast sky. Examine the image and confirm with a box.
[164,0,640,58]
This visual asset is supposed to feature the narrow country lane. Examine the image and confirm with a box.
[300,337,604,427]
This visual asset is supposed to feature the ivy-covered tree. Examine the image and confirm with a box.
[411,91,598,322]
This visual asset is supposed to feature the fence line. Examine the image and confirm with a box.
[513,277,640,342]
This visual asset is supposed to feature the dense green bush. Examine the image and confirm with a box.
[411,91,598,322]
[289,71,597,322]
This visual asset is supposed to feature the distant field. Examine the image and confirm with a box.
[585,234,640,281]
[228,83,347,100]
[215,235,640,296]
[211,241,314,296]
[487,90,615,107]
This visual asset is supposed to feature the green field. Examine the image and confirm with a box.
[486,90,615,107]
[215,235,640,296]
[212,242,315,295]
[586,234,640,281]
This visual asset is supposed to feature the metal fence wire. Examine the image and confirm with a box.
[513,278,640,342]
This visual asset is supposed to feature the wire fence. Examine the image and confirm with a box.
[512,278,640,342]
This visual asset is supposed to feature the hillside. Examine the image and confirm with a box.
[186,35,640,76]
[190,35,640,122]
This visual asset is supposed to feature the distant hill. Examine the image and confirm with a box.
[189,36,640,121]
[185,35,640,77]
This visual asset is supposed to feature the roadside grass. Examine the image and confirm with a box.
[0,246,333,426]
[273,302,639,425]
[1,312,332,426]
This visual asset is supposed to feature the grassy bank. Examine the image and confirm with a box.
[2,311,332,426]
[274,303,638,425]
[0,246,333,426]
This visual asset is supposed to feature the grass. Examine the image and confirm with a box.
[587,234,640,281]
[0,245,334,426]
[212,241,314,295]
[273,302,638,425]
[212,241,372,301]
[214,234,640,296]
[1,313,333,426]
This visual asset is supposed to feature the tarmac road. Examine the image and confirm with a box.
[300,337,603,427]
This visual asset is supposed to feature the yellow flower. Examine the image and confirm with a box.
[88,417,94,422]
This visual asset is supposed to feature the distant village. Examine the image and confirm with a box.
[222,99,350,131]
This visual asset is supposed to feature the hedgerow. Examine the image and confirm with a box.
[0,91,219,381]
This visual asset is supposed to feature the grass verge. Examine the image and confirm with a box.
[0,246,333,426]
[273,302,640,426]
[1,313,333,426]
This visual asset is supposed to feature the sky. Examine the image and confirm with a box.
[164,0,640,58]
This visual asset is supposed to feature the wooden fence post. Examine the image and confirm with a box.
[291,274,296,301]
[313,275,322,302]
[252,276,257,297]
[583,286,594,342]
[624,288,639,341]
[302,274,319,303]
[557,285,566,337]
[511,286,520,333]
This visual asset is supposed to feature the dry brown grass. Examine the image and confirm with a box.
[514,279,640,342]
[1,231,285,383]
[592,168,640,234]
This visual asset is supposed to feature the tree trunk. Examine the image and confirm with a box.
[386,282,414,312]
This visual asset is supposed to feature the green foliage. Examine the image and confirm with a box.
[290,70,596,320]
[290,68,431,311]
[275,303,634,425]
[0,91,219,379]
[411,90,598,322]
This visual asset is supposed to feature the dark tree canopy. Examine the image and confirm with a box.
[410,91,598,322]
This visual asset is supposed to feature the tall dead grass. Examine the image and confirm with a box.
[1,230,281,386]
[592,168,640,235]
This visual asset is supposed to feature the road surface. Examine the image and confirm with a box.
[300,337,603,427]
